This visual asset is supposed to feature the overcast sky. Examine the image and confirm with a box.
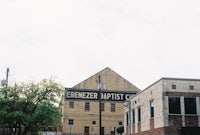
[0,0,200,89]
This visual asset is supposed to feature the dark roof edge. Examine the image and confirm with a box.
[144,77,200,91]
[161,77,200,81]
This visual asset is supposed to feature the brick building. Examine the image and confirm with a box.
[61,67,140,135]
[125,78,200,135]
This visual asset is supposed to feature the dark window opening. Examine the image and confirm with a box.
[126,113,128,126]
[150,101,154,118]
[172,85,176,89]
[190,85,194,90]
[185,98,196,114]
[119,121,123,125]
[169,97,181,114]
[92,121,96,125]
[69,101,74,108]
[111,103,116,112]
[68,119,73,125]
[84,127,89,135]
[132,109,135,123]
[111,127,115,134]
[138,107,141,122]
[101,127,105,135]
[85,102,90,111]
[101,103,105,111]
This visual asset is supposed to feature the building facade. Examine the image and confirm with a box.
[125,78,200,135]
[61,67,140,135]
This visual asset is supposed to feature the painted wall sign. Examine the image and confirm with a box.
[65,88,136,102]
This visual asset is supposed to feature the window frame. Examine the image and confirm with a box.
[150,100,154,118]
[189,85,194,90]
[101,102,105,112]
[69,101,74,109]
[119,121,123,125]
[168,97,181,114]
[84,126,89,135]
[126,113,129,126]
[85,102,90,111]
[172,84,176,89]
[92,121,96,125]
[111,103,116,112]
[138,107,141,123]
[101,127,105,135]
[184,97,197,114]
[132,109,135,124]
[68,119,74,125]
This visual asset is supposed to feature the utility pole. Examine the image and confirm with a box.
[0,68,9,87]
[6,68,9,87]
[98,75,102,135]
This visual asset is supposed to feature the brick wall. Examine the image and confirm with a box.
[185,116,198,127]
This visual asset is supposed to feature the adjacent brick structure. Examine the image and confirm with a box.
[125,78,200,135]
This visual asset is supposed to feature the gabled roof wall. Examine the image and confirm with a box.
[73,67,140,92]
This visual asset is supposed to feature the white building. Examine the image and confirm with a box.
[125,78,200,135]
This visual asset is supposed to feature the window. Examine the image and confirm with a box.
[126,113,128,126]
[111,127,115,134]
[92,121,96,125]
[85,102,90,111]
[68,119,73,125]
[101,127,105,135]
[189,85,194,90]
[111,103,116,112]
[84,127,89,135]
[132,109,135,123]
[101,103,105,111]
[119,121,123,125]
[169,97,181,114]
[185,98,196,114]
[150,101,154,118]
[172,85,176,89]
[138,107,141,122]
[69,102,74,109]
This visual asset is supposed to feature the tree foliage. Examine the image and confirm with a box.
[116,126,124,135]
[0,78,64,135]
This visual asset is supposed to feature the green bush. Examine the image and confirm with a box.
[116,126,124,135]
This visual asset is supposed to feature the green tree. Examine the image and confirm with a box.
[116,126,124,135]
[31,102,61,130]
[0,78,64,135]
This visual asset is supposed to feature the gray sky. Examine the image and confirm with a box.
[0,0,200,90]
